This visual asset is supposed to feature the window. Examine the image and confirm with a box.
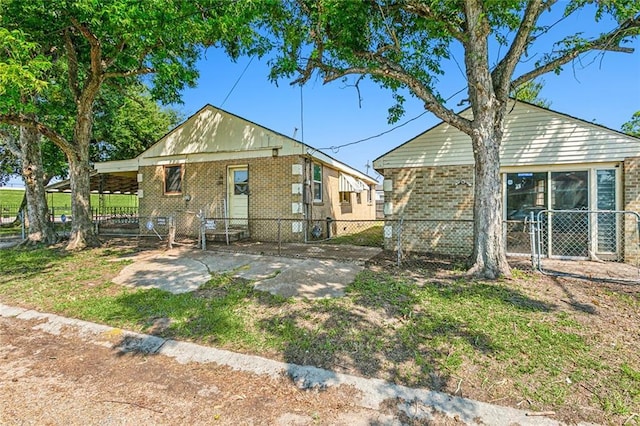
[164,165,182,194]
[596,169,616,253]
[551,171,588,210]
[233,169,249,195]
[356,192,362,204]
[367,185,373,203]
[505,172,547,221]
[313,163,322,202]
[339,191,350,204]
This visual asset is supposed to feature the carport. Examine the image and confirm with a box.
[46,170,138,195]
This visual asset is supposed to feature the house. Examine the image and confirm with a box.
[94,104,377,242]
[373,100,640,262]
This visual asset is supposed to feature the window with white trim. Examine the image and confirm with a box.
[313,163,322,202]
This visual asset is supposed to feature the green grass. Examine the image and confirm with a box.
[0,245,637,424]
[0,188,138,210]
[326,224,384,247]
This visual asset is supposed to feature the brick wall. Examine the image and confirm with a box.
[138,155,375,241]
[624,156,640,263]
[382,165,475,255]
[139,155,304,240]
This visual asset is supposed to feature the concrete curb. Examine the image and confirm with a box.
[1,303,569,425]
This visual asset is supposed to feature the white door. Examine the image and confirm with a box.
[228,166,248,226]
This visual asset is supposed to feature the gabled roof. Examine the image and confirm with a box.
[96,104,376,184]
[373,100,640,171]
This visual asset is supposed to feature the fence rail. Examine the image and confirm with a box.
[530,209,640,283]
[0,204,21,225]
[6,206,640,283]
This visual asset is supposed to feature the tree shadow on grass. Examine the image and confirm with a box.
[0,246,71,285]
[258,269,559,393]
[103,277,276,347]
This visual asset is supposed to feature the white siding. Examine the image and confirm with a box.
[140,106,300,162]
[95,104,377,186]
[374,102,640,170]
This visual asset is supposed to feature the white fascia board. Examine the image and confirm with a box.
[94,159,139,173]
[138,147,282,167]
[500,161,622,174]
[307,148,377,184]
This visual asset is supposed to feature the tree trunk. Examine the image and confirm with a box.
[66,150,99,250]
[468,123,511,279]
[19,126,57,245]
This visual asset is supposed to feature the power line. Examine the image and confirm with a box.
[220,56,255,108]
[317,85,468,153]
[319,110,430,153]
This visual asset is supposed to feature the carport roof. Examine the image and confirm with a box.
[46,171,138,194]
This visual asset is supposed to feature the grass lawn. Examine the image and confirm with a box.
[326,223,384,247]
[0,243,637,424]
[0,188,138,210]
[0,188,137,235]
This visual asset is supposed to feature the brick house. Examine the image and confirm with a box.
[373,101,640,262]
[94,104,377,242]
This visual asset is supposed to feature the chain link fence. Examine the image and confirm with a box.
[0,204,24,243]
[386,218,473,268]
[199,218,384,248]
[531,210,640,282]
[194,217,472,268]
[0,205,74,243]
[8,203,640,282]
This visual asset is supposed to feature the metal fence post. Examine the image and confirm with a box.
[167,216,175,249]
[277,218,282,256]
[20,210,25,241]
[199,209,206,251]
[528,211,538,270]
[397,217,403,267]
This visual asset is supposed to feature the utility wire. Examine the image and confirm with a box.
[317,85,468,153]
[220,56,255,108]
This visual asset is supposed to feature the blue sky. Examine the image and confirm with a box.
[176,7,640,180]
[2,5,639,188]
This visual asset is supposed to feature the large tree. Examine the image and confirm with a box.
[0,0,265,249]
[268,0,640,278]
[0,27,58,243]
[622,111,640,137]
[91,84,181,162]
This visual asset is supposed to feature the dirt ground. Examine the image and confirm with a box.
[1,238,639,425]
[0,315,465,425]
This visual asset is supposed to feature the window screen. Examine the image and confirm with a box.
[164,165,182,194]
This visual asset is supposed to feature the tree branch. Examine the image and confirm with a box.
[0,114,73,155]
[492,0,551,99]
[319,57,472,133]
[103,38,127,69]
[512,15,640,88]
[402,1,465,42]
[63,28,81,101]
[70,17,103,77]
[0,129,21,157]
[104,67,154,79]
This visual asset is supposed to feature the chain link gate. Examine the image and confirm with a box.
[530,209,640,283]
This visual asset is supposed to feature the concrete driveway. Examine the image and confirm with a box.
[112,246,378,299]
